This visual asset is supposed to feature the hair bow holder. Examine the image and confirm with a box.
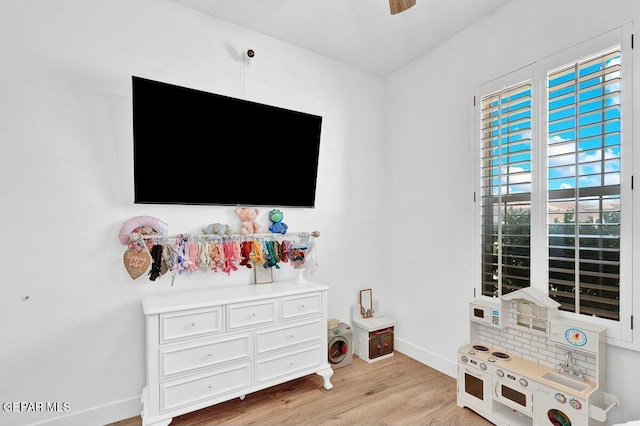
[119,216,169,280]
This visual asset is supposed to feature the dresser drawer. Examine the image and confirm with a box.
[281,292,321,320]
[255,345,322,385]
[160,333,251,378]
[160,362,251,413]
[160,307,223,344]
[255,319,322,356]
[227,299,277,331]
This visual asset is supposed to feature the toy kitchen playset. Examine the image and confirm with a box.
[458,288,619,426]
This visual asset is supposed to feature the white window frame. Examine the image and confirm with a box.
[476,65,538,298]
[473,24,634,347]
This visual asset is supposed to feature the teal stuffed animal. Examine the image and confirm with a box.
[268,209,288,234]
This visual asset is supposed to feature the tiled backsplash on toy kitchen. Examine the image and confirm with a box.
[474,304,598,380]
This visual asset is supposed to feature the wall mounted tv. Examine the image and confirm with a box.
[132,76,322,208]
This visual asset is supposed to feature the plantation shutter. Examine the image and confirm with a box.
[480,82,532,297]
[547,47,621,321]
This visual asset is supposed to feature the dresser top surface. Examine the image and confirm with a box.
[142,281,329,315]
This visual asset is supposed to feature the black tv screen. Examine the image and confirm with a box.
[132,76,322,207]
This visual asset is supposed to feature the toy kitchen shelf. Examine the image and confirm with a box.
[351,303,396,363]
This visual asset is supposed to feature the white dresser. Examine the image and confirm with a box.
[141,281,333,426]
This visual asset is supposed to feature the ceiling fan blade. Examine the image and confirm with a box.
[389,0,416,15]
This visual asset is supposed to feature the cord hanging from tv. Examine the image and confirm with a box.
[131,76,322,208]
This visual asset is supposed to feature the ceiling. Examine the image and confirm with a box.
[168,0,512,76]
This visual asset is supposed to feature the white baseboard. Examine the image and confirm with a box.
[26,395,141,426]
[395,337,457,378]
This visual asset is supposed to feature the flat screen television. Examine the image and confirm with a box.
[132,76,322,207]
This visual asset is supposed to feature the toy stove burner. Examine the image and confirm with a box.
[472,344,490,352]
[467,344,491,356]
[490,351,510,360]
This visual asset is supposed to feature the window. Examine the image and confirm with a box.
[515,303,548,333]
[547,48,622,321]
[480,82,532,298]
[475,25,632,343]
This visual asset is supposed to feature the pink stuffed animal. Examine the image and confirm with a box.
[236,208,262,235]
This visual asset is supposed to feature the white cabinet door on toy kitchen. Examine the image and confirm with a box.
[457,353,492,416]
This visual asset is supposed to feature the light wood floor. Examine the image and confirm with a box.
[110,352,493,426]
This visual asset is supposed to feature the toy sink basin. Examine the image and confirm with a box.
[540,372,589,392]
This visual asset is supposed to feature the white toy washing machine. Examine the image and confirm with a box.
[328,322,353,369]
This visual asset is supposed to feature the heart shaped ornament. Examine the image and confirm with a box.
[123,248,151,280]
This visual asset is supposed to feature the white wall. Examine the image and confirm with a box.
[0,1,386,425]
[385,0,640,423]
[4,0,640,425]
